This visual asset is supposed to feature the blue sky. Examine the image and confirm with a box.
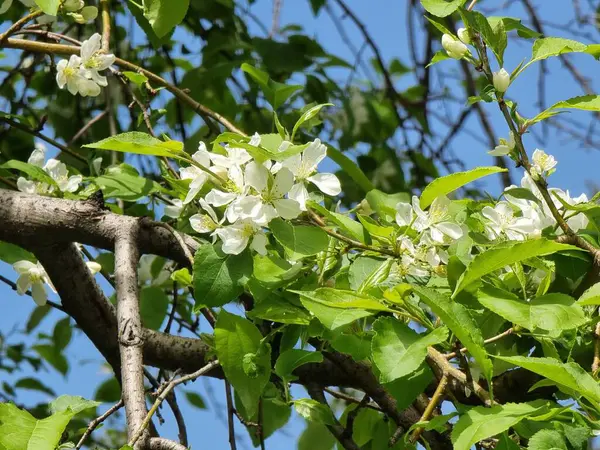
[1,1,600,449]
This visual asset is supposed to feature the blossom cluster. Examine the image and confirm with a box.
[17,144,82,195]
[56,33,115,97]
[0,0,97,23]
[179,135,342,255]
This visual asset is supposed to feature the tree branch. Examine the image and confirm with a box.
[115,222,148,448]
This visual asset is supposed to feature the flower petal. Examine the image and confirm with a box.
[307,173,341,196]
[273,198,301,220]
[288,182,310,211]
[31,282,48,306]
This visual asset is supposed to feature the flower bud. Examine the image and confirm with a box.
[441,34,468,59]
[70,6,97,23]
[457,27,471,45]
[493,68,511,93]
[62,0,84,12]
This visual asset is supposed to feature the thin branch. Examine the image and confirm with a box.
[129,360,220,447]
[444,328,514,359]
[467,0,479,11]
[306,385,360,450]
[68,110,108,145]
[1,38,246,135]
[76,399,124,449]
[0,117,86,163]
[0,10,43,42]
[225,381,238,450]
[408,374,448,445]
[323,388,382,412]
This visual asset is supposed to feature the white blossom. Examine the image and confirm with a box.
[397,196,463,243]
[441,34,468,59]
[44,159,82,193]
[13,260,56,306]
[189,199,221,238]
[481,201,537,241]
[282,139,341,210]
[164,199,184,218]
[79,33,115,87]
[457,28,471,45]
[214,220,268,255]
[179,148,211,204]
[17,145,82,195]
[531,149,557,178]
[241,162,301,225]
[488,131,515,156]
[86,261,102,275]
[493,68,511,93]
[204,164,246,222]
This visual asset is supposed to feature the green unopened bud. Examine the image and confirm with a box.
[62,0,84,12]
[69,5,97,24]
[493,68,511,93]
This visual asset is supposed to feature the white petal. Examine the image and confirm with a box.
[81,33,101,61]
[63,175,82,193]
[245,161,268,192]
[16,274,31,294]
[216,227,248,255]
[288,182,310,211]
[303,139,327,169]
[251,233,268,255]
[205,189,237,207]
[28,146,46,167]
[31,282,48,306]
[307,173,341,196]
[249,132,261,147]
[273,198,301,220]
[17,178,36,194]
[86,261,102,275]
[481,206,501,226]
[273,167,294,197]
[395,202,413,227]
[436,222,463,239]
[281,153,302,176]
[13,260,36,274]
[189,214,216,234]
[193,143,212,167]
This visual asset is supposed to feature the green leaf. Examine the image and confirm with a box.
[366,189,410,222]
[309,202,370,244]
[451,401,550,450]
[453,239,580,296]
[0,403,73,450]
[269,218,329,260]
[52,317,72,351]
[15,377,55,396]
[1,160,59,189]
[123,71,149,87]
[241,63,302,110]
[494,356,600,403]
[0,241,36,265]
[530,37,588,64]
[325,144,374,194]
[420,0,464,17]
[487,17,542,39]
[248,295,312,325]
[94,164,161,201]
[275,349,323,381]
[577,282,600,305]
[32,344,68,376]
[528,95,600,128]
[184,392,206,409]
[293,399,336,426]
[49,395,100,415]
[84,132,184,157]
[372,317,448,383]
[420,166,507,209]
[291,103,333,141]
[477,286,587,332]
[298,422,336,450]
[528,429,568,450]
[140,286,169,330]
[412,285,493,383]
[297,295,373,331]
[143,0,190,38]
[426,50,450,67]
[215,311,271,417]
[33,0,59,15]
[192,243,253,308]
[125,0,169,49]
[294,288,392,312]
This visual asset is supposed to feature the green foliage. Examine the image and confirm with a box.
[84,132,185,157]
[241,63,303,110]
[193,243,253,308]
[420,0,464,17]
[215,311,270,417]
[270,218,329,259]
[143,0,190,38]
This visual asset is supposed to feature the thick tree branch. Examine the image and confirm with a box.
[115,223,149,448]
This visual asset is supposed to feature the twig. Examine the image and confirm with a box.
[225,381,238,450]
[309,210,397,257]
[76,399,124,449]
[68,110,108,145]
[306,385,360,450]
[467,0,479,10]
[153,222,194,267]
[444,328,513,359]
[0,117,86,163]
[129,360,220,447]
[1,38,246,135]
[0,10,43,42]
[323,388,382,412]
[408,374,448,445]
[342,394,370,439]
